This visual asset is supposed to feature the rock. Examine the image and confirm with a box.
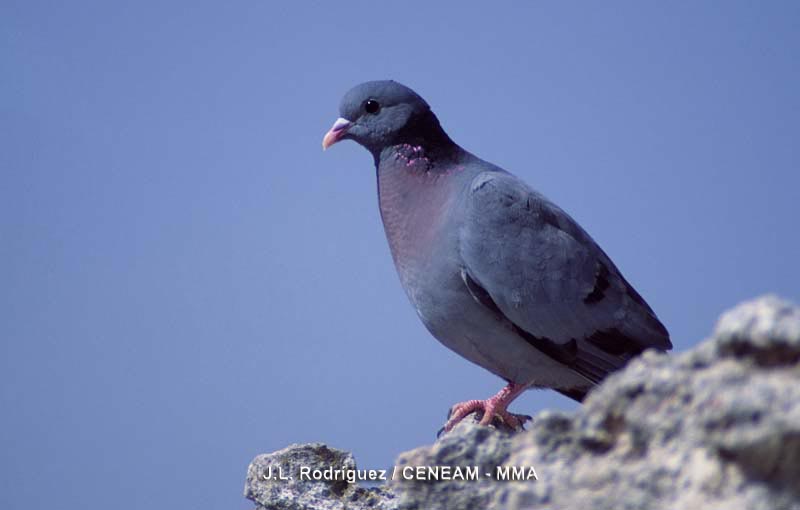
[244,295,800,510]
[244,443,396,510]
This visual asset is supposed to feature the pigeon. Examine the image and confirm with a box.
[322,80,671,433]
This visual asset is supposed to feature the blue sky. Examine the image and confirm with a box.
[2,2,798,509]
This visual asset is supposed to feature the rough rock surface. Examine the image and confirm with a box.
[244,295,800,510]
[244,443,396,510]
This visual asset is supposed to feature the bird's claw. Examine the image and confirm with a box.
[438,400,532,437]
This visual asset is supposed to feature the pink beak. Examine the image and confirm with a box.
[322,118,353,150]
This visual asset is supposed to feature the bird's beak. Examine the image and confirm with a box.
[322,118,353,150]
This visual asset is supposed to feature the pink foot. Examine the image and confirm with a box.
[441,382,531,434]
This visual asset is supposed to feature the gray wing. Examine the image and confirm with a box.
[459,171,671,390]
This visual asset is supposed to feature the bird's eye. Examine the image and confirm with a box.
[364,99,381,114]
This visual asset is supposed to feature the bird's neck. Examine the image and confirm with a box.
[370,110,458,167]
[375,140,461,174]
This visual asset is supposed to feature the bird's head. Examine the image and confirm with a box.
[322,80,447,156]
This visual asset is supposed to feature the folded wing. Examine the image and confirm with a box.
[459,171,671,397]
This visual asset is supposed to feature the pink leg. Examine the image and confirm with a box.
[442,382,530,433]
